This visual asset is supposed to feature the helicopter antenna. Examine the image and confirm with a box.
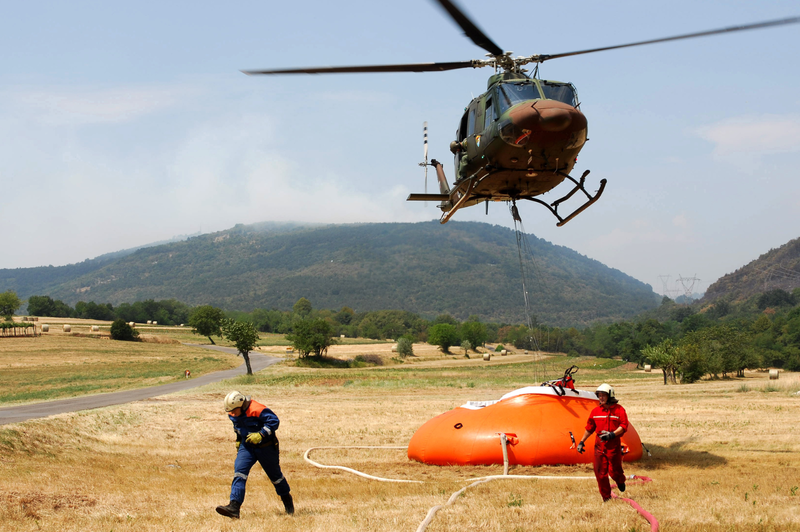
[418,122,429,195]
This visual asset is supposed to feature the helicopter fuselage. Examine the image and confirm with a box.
[450,72,588,208]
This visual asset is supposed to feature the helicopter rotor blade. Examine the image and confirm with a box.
[539,16,800,62]
[432,0,505,57]
[242,61,478,75]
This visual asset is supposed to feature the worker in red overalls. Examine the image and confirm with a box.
[571,383,629,501]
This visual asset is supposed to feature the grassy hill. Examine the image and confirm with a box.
[0,221,658,326]
[702,236,800,303]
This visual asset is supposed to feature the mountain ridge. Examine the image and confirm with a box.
[702,236,800,303]
[0,221,658,326]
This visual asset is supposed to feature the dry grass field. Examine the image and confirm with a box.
[1,338,799,531]
[0,332,240,405]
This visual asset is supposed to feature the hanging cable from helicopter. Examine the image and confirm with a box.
[509,200,547,375]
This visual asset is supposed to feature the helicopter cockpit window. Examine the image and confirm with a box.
[497,83,542,114]
[540,82,578,107]
[484,97,495,125]
[466,104,479,136]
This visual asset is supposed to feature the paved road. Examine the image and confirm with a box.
[0,346,279,425]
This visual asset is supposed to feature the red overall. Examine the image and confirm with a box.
[585,402,629,500]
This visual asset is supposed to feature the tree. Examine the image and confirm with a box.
[680,325,754,379]
[74,301,114,320]
[0,291,22,321]
[27,295,55,317]
[27,295,73,318]
[396,337,414,358]
[641,339,682,384]
[287,318,336,358]
[757,289,796,310]
[221,319,260,375]
[428,323,460,353]
[334,306,354,325]
[188,305,226,344]
[459,321,487,351]
[293,297,313,318]
[110,319,139,341]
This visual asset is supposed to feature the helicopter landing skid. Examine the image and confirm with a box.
[522,170,607,227]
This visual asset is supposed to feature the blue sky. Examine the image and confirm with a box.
[2,0,799,297]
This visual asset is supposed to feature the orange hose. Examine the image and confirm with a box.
[611,475,658,532]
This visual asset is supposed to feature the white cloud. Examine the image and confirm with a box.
[587,219,696,252]
[672,213,689,229]
[696,114,800,159]
[6,84,194,125]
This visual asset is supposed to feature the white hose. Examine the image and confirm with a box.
[416,474,597,532]
[303,446,423,483]
[305,444,601,532]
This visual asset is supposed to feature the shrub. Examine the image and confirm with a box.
[110,319,139,341]
[354,354,384,366]
[396,337,414,358]
[461,340,472,357]
[495,344,505,352]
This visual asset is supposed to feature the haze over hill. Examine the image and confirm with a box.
[0,221,658,326]
[702,236,800,303]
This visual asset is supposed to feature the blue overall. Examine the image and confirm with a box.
[228,400,290,503]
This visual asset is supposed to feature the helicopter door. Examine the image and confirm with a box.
[464,101,481,159]
[455,109,469,175]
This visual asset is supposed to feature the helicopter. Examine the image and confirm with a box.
[243,0,798,226]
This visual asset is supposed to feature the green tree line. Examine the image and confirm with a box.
[16,286,800,382]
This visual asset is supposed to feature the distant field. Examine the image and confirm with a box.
[0,332,240,405]
[1,353,798,531]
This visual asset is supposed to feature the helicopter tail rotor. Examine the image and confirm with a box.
[407,157,453,210]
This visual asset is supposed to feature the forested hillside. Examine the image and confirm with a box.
[703,236,800,303]
[0,221,658,326]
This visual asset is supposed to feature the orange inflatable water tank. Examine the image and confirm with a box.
[408,386,643,466]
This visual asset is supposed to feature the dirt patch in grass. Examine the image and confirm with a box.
[138,334,181,344]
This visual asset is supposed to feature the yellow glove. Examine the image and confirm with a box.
[245,432,263,445]
[236,440,241,450]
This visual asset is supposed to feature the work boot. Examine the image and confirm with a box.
[216,500,241,519]
[281,493,294,515]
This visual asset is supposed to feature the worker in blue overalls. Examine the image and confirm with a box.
[216,391,294,518]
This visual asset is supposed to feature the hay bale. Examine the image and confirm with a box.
[146,320,152,325]
[42,324,49,333]
[152,321,157,325]
[91,325,99,332]
[483,353,491,361]
[644,364,652,373]
[501,349,508,356]
[128,322,135,328]
[769,369,779,380]
[62,324,71,333]
[391,344,398,353]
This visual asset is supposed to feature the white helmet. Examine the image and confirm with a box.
[224,391,249,412]
[596,383,616,401]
